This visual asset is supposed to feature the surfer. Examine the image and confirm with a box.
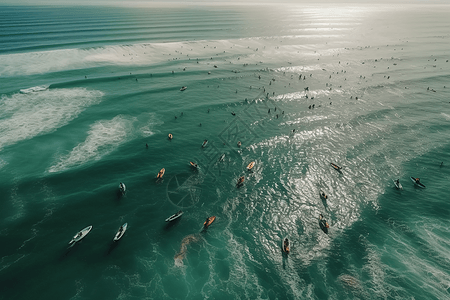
[203,216,215,229]
[231,112,236,116]
[237,141,241,147]
[319,214,330,233]
[168,133,173,140]
[157,168,165,179]
[415,178,420,184]
[283,238,290,254]
[321,191,327,199]
[146,143,148,148]
[236,176,245,186]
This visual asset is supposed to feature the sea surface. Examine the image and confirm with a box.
[1,3,450,299]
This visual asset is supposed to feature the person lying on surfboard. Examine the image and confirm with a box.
[157,168,165,179]
[283,238,290,254]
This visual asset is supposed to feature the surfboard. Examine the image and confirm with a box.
[203,216,216,228]
[165,211,183,222]
[202,140,208,148]
[319,215,329,234]
[393,179,403,190]
[119,182,126,194]
[69,225,92,244]
[330,162,342,171]
[410,176,426,188]
[282,237,290,254]
[157,168,165,179]
[113,223,127,241]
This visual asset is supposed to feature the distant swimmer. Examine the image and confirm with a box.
[168,133,173,140]
[231,112,236,116]
[268,109,270,113]
[175,116,177,119]
[146,143,149,148]
[199,123,202,126]
[208,109,210,113]
[237,141,241,147]
[440,162,444,167]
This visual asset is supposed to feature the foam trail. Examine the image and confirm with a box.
[0,88,103,151]
[174,234,200,267]
[49,115,135,173]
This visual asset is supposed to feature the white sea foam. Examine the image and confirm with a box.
[49,115,135,173]
[0,37,321,77]
[19,85,49,94]
[0,88,104,151]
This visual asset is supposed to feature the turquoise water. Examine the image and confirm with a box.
[1,3,450,299]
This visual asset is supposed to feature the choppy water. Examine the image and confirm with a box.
[1,3,450,299]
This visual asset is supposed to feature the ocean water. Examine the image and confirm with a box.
[1,3,450,299]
